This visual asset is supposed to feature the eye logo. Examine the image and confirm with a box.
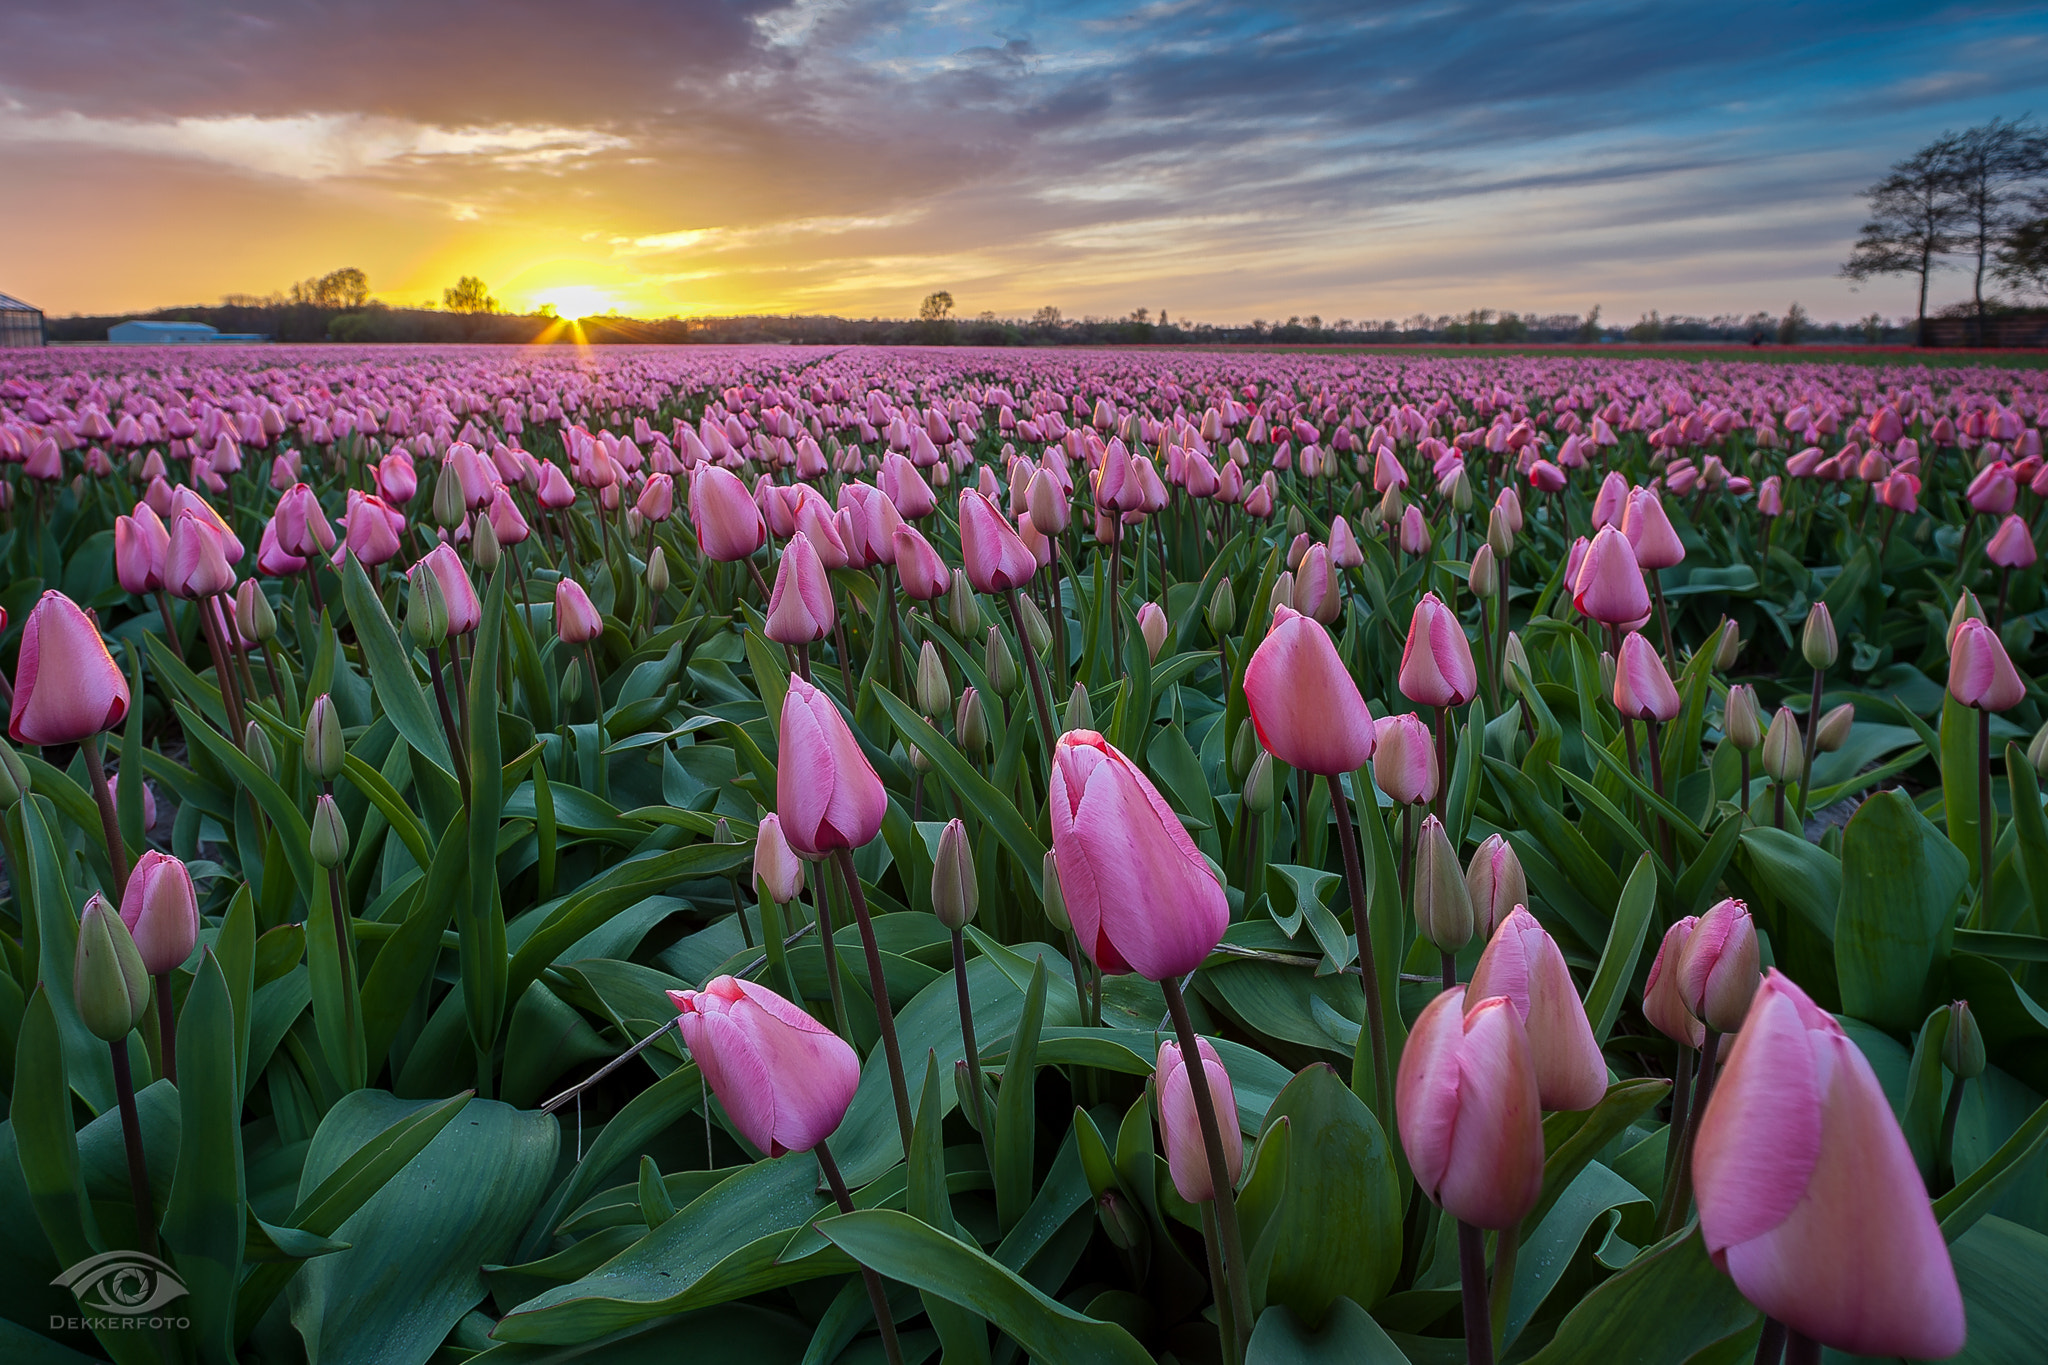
[52,1252,189,1316]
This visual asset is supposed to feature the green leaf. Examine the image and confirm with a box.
[1523,1230,1754,1364]
[464,570,510,1059]
[875,687,1046,900]
[1584,853,1657,1045]
[162,950,246,1365]
[1504,1161,1651,1349]
[1836,790,1967,1030]
[2006,741,2048,933]
[341,553,455,778]
[1245,1298,1411,1365]
[1936,1098,2048,1242]
[1257,1063,1402,1319]
[1947,1215,2048,1363]
[910,1054,990,1365]
[818,1208,1154,1365]
[359,813,469,1078]
[1942,691,1982,883]
[995,959,1048,1234]
[7,987,98,1270]
[304,870,367,1092]
[1525,1078,1670,1232]
[516,1061,702,1261]
[1736,827,1841,942]
[179,702,317,905]
[20,796,113,1113]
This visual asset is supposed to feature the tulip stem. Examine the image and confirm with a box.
[82,739,132,901]
[154,974,177,1087]
[1198,1202,1241,1365]
[815,1140,907,1365]
[1935,1074,1968,1195]
[1740,753,1752,820]
[950,927,992,1163]
[1005,590,1058,765]
[1663,1046,1695,1192]
[812,878,855,1046]
[109,1040,158,1258]
[1656,1028,1722,1239]
[1457,1220,1495,1365]
[1646,721,1671,865]
[1978,706,1993,899]
[1162,976,1253,1362]
[1794,667,1823,829]
[1434,705,1450,823]
[833,848,915,1158]
[1781,1330,1820,1365]
[426,642,473,806]
[153,590,185,660]
[1487,1223,1519,1357]
[1330,775,1394,1124]
[1752,1317,1786,1364]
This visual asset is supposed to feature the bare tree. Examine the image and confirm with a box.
[1996,189,2048,299]
[1942,117,2047,342]
[1841,135,1963,343]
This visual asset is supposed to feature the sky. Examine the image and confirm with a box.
[2,1,2046,325]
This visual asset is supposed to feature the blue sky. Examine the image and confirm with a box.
[0,1,2043,321]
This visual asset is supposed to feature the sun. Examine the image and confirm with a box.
[542,285,619,318]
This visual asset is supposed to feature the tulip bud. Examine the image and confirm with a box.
[984,625,1020,697]
[1502,631,1530,694]
[1375,484,1404,526]
[947,569,979,638]
[1041,848,1071,932]
[406,563,450,646]
[1761,707,1802,783]
[310,793,350,868]
[1948,591,1984,650]
[1468,543,1499,598]
[236,579,276,643]
[0,738,26,807]
[244,720,276,778]
[75,894,151,1042]
[1244,750,1276,813]
[1464,834,1526,941]
[714,816,736,844]
[1414,814,1473,953]
[1801,602,1837,669]
[1487,505,1515,559]
[304,693,346,780]
[1448,465,1474,512]
[1724,684,1762,751]
[646,545,669,594]
[1678,897,1760,1032]
[932,817,978,930]
[1942,1000,1986,1079]
[1098,1190,1145,1250]
[916,641,952,719]
[561,659,583,706]
[1814,702,1854,753]
[754,813,805,903]
[1018,593,1054,657]
[1207,577,1237,636]
[2030,720,2048,779]
[1137,602,1168,662]
[1230,717,1260,784]
[954,686,990,756]
[1713,617,1741,671]
[472,514,502,571]
[1598,649,1616,698]
[1063,680,1093,732]
[1286,505,1305,539]
[955,1059,984,1130]
[433,463,466,529]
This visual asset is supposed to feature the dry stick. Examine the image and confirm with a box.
[1328,777,1393,1125]
[813,1140,907,1365]
[1162,977,1253,1362]
[833,848,914,1156]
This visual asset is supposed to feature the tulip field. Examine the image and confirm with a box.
[4,342,2048,1365]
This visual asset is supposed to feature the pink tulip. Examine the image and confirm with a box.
[488,485,532,545]
[669,976,859,1157]
[1328,515,1363,568]
[420,543,482,636]
[881,452,938,519]
[1528,460,1568,493]
[777,673,888,857]
[1243,604,1375,775]
[108,772,156,832]
[1292,542,1340,624]
[765,532,835,645]
[275,484,337,558]
[1986,514,2036,568]
[1693,971,1963,1357]
[120,850,198,976]
[1397,988,1546,1229]
[1757,476,1784,517]
[892,525,951,601]
[555,578,603,643]
[1966,463,2016,516]
[692,466,767,562]
[1136,601,1169,661]
[1622,489,1686,569]
[10,591,130,745]
[256,520,307,576]
[448,443,496,509]
[1949,617,2025,711]
[1879,471,1919,513]
[167,511,237,600]
[1398,504,1432,555]
[536,462,577,510]
[1613,630,1680,721]
[1398,593,1478,707]
[1572,526,1651,626]
[342,492,403,567]
[753,812,805,903]
[116,506,170,594]
[1466,907,1608,1111]
[1591,471,1629,529]
[636,472,675,523]
[1157,1038,1242,1203]
[959,489,1037,593]
[170,487,244,562]
[1643,916,1706,1048]
[1676,897,1759,1033]
[1371,712,1436,806]
[1049,729,1228,980]
[376,453,418,506]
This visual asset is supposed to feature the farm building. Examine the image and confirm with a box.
[0,292,45,347]
[107,319,267,344]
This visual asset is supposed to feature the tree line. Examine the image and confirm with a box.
[1842,116,2048,342]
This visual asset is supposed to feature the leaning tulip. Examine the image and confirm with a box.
[1949,618,2025,711]
[1397,988,1546,1229]
[1464,834,1526,942]
[115,507,170,594]
[635,472,675,523]
[1572,526,1651,626]
[959,489,1037,593]
[1049,729,1228,979]
[555,578,603,643]
[119,850,198,976]
[669,976,860,1157]
[275,483,337,558]
[1986,514,2036,568]
[1622,488,1686,568]
[764,532,835,645]
[167,511,237,599]
[1398,593,1478,707]
[419,544,481,636]
[1467,907,1608,1111]
[10,591,130,745]
[1156,1038,1243,1202]
[1372,712,1436,806]
[75,894,152,1042]
[1693,971,1964,1358]
[1243,605,1375,775]
[753,812,805,904]
[777,674,888,857]
[1613,630,1681,721]
[692,465,767,562]
[1643,917,1706,1048]
[891,524,951,600]
[1677,898,1759,1033]
[1136,602,1169,661]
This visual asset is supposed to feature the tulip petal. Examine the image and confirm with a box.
[1694,983,1824,1251]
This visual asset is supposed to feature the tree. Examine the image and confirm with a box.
[289,266,370,309]
[1576,305,1603,343]
[1995,191,2048,300]
[1031,305,1062,328]
[1941,117,2046,342]
[443,276,498,314]
[1778,302,1809,346]
[918,291,954,322]
[1841,135,1963,343]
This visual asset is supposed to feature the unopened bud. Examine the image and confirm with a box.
[1207,577,1237,637]
[1286,505,1305,539]
[1948,592,1984,652]
[1942,1000,1986,1079]
[908,742,933,773]
[244,721,275,777]
[236,579,276,642]
[1468,543,1499,598]
[1814,702,1855,753]
[1801,602,1837,669]
[955,686,989,756]
[948,569,979,638]
[1018,593,1054,657]
[0,738,27,807]
[1761,707,1803,783]
[646,544,669,594]
[1502,631,1530,694]
[1414,813,1474,954]
[1713,618,1742,671]
[1446,465,1474,512]
[1487,505,1515,559]
[1375,484,1405,526]
[433,463,466,529]
[1063,680,1093,732]
[984,625,1020,697]
[916,641,952,719]
[407,563,450,646]
[1098,1191,1145,1250]
[1724,684,1763,751]
[472,514,502,571]
[932,817,978,930]
[74,895,151,1042]
[714,816,736,844]
[304,693,346,780]
[1465,834,1526,942]
[1244,750,1276,814]
[1230,718,1260,784]
[310,793,350,868]
[1041,849,1070,932]
[2029,720,2048,778]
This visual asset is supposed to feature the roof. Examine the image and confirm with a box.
[111,319,218,333]
[0,293,41,313]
